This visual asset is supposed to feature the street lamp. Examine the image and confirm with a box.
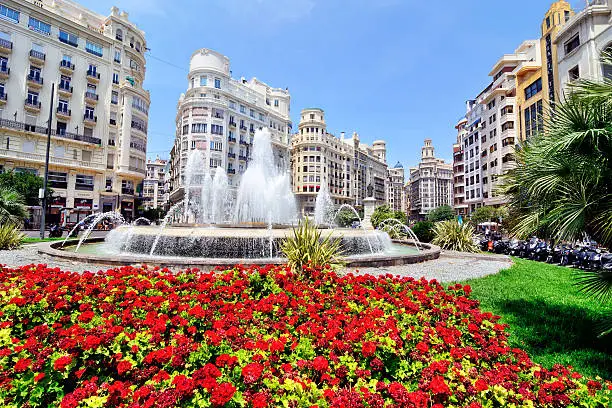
[40,83,55,239]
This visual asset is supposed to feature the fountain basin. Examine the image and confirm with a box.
[39,230,440,269]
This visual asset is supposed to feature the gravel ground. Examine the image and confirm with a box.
[0,245,512,283]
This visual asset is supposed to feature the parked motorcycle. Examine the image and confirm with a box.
[49,224,63,238]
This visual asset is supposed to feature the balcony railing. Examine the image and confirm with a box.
[84,91,99,101]
[59,60,75,71]
[122,188,134,195]
[229,122,236,127]
[227,169,236,175]
[0,148,105,170]
[59,36,78,47]
[0,38,12,50]
[27,75,43,85]
[0,93,7,102]
[239,125,247,131]
[83,114,97,123]
[56,107,71,117]
[58,83,73,93]
[0,65,9,75]
[239,140,247,145]
[109,119,117,126]
[128,165,146,175]
[0,118,100,144]
[29,49,46,61]
[86,70,100,80]
[239,155,247,161]
[24,99,41,109]
[227,152,236,159]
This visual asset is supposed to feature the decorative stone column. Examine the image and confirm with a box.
[362,197,378,230]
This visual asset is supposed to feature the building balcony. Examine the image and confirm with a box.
[86,70,100,83]
[238,155,247,161]
[58,84,73,97]
[228,137,237,143]
[0,148,104,170]
[56,107,71,119]
[0,65,9,80]
[29,50,46,65]
[0,38,12,54]
[227,169,236,175]
[109,119,117,126]
[59,60,75,74]
[239,125,247,132]
[229,122,236,129]
[228,152,236,159]
[52,129,101,145]
[128,165,146,175]
[83,114,97,125]
[84,91,99,104]
[122,188,134,195]
[0,93,6,105]
[249,129,255,135]
[26,75,43,89]
[239,139,247,146]
[24,99,41,113]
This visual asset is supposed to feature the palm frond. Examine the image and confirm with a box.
[574,270,612,303]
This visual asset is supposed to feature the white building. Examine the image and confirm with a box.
[556,0,612,93]
[452,117,468,216]
[409,139,452,218]
[142,157,166,210]
[479,40,538,207]
[0,0,149,224]
[387,162,405,213]
[291,108,388,215]
[169,48,291,203]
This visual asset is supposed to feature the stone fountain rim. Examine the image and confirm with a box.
[39,238,441,268]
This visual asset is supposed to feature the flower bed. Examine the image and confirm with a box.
[0,264,609,407]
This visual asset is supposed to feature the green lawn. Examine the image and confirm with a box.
[461,258,611,380]
[22,237,67,244]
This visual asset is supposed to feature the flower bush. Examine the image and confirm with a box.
[0,263,610,407]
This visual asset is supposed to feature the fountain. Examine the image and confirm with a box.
[44,128,439,267]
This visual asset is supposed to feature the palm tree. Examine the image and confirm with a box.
[502,54,612,337]
[0,187,28,225]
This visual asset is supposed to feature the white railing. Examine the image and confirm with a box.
[0,149,105,170]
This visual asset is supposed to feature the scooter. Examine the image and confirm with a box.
[49,224,63,238]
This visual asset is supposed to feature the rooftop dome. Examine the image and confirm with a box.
[394,161,403,168]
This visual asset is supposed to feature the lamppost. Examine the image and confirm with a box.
[39,83,55,239]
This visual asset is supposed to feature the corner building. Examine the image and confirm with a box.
[0,0,149,223]
[170,49,291,203]
[291,108,388,216]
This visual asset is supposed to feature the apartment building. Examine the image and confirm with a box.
[290,108,388,216]
[515,1,573,141]
[142,157,166,210]
[0,0,149,223]
[461,98,485,214]
[556,0,612,93]
[452,117,468,216]
[169,48,291,203]
[408,139,452,218]
[387,162,405,213]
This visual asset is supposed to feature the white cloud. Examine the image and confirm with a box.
[215,0,316,23]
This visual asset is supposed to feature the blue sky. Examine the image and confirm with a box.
[79,0,586,168]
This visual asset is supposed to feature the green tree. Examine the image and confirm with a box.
[412,221,435,243]
[470,206,508,226]
[426,205,455,223]
[371,205,406,229]
[335,208,359,227]
[0,171,51,206]
[502,54,612,337]
[0,187,28,225]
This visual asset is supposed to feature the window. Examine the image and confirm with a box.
[27,90,38,105]
[29,65,41,81]
[75,174,94,190]
[488,114,496,124]
[131,116,147,133]
[524,78,542,100]
[214,78,221,89]
[524,100,543,139]
[114,50,121,63]
[565,34,580,55]
[240,105,246,114]
[130,60,139,71]
[564,10,570,22]
[132,96,149,114]
[113,72,119,84]
[211,124,223,135]
[501,121,514,131]
[487,100,496,110]
[28,17,50,35]
[86,41,103,57]
[0,5,19,23]
[182,124,189,135]
[546,16,550,29]
[116,28,123,41]
[58,99,68,112]
[191,123,207,133]
[210,141,222,151]
[85,106,95,119]
[274,99,279,107]
[48,172,67,189]
[59,30,78,47]
[569,65,580,81]
[111,91,118,104]
[200,76,207,86]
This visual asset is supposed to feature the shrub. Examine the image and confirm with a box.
[281,217,343,270]
[432,220,479,252]
[0,187,27,225]
[412,220,435,242]
[371,205,406,229]
[0,264,609,407]
[426,205,455,223]
[0,223,25,250]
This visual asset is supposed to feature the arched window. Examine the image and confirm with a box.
[602,45,612,80]
[115,28,123,41]
[130,36,134,48]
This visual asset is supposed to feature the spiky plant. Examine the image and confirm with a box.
[0,223,25,250]
[281,217,344,272]
[0,187,27,225]
[431,220,479,253]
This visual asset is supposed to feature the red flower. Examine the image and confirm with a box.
[361,341,376,357]
[242,362,264,384]
[211,382,236,406]
[428,375,451,396]
[54,355,73,372]
[475,379,488,392]
[313,356,329,372]
[416,341,429,353]
[117,360,132,376]
[34,372,45,382]
[14,358,31,373]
